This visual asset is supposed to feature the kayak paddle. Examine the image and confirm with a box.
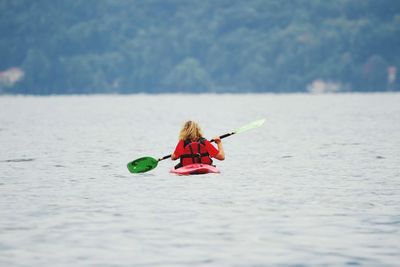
[127,118,265,174]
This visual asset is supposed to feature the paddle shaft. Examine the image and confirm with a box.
[157,132,235,161]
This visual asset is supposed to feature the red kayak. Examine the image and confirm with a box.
[170,164,220,175]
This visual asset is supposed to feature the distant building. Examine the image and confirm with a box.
[0,67,24,87]
[307,79,342,94]
[387,66,397,91]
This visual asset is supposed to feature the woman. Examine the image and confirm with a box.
[171,120,225,169]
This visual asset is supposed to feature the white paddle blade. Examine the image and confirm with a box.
[235,118,265,134]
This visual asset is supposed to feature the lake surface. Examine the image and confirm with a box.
[1,93,399,266]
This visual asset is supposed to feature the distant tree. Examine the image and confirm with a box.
[358,55,388,91]
[162,58,214,92]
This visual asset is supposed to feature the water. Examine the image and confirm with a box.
[1,93,399,266]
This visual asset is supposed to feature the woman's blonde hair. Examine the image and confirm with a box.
[179,120,204,141]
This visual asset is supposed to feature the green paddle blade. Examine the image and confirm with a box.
[235,118,265,134]
[127,157,158,173]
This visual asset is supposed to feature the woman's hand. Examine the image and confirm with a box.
[213,136,222,144]
[213,137,225,160]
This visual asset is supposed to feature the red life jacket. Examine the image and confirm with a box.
[180,138,213,166]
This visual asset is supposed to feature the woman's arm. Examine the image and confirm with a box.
[213,137,225,160]
[171,140,183,161]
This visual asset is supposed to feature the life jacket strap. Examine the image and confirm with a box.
[180,153,210,158]
[189,143,196,163]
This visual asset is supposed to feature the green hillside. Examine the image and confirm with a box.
[1,0,399,94]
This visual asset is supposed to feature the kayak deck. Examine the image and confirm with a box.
[170,163,220,175]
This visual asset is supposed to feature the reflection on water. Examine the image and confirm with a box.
[1,93,400,266]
